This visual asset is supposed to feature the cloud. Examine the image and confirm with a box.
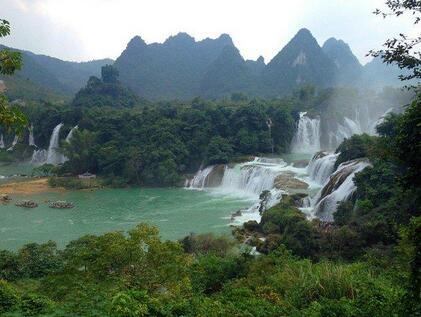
[0,0,417,64]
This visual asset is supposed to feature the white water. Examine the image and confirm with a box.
[307,152,340,186]
[188,157,309,223]
[65,125,78,142]
[31,149,48,165]
[0,134,4,149]
[30,124,78,166]
[188,165,215,189]
[371,107,394,134]
[6,135,18,151]
[291,112,321,153]
[219,158,288,197]
[28,125,36,147]
[312,159,371,221]
[46,123,64,165]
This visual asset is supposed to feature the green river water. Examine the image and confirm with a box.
[0,154,313,251]
[0,162,255,250]
[0,187,253,250]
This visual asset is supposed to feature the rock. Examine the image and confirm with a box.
[292,159,309,168]
[311,151,329,161]
[15,200,38,208]
[204,164,225,187]
[0,194,11,203]
[231,209,243,220]
[243,220,260,232]
[49,200,74,209]
[290,193,309,207]
[274,172,309,191]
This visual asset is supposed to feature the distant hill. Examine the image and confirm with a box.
[0,45,113,99]
[200,45,258,98]
[262,28,337,97]
[113,33,236,100]
[2,29,412,102]
[361,57,415,89]
[322,38,363,86]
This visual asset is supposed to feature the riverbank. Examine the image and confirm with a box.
[0,178,65,195]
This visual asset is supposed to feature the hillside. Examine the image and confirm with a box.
[0,45,112,99]
[2,29,412,101]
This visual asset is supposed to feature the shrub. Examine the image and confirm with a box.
[21,294,54,316]
[0,280,20,314]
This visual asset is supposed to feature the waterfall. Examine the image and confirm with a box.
[0,134,4,149]
[188,165,215,189]
[344,117,362,135]
[31,149,48,165]
[371,108,394,134]
[65,125,78,142]
[46,123,64,165]
[312,159,371,221]
[7,135,18,151]
[291,112,321,153]
[307,152,339,185]
[219,158,287,197]
[60,125,78,164]
[28,125,36,147]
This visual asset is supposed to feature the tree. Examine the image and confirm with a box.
[0,19,27,132]
[62,129,97,174]
[206,136,233,164]
[101,64,119,84]
[369,1,421,81]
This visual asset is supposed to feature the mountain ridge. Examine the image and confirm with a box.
[2,30,410,101]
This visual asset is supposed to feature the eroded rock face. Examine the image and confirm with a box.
[204,165,225,187]
[274,172,309,191]
[313,158,371,221]
[292,160,309,168]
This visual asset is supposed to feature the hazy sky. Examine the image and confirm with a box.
[1,0,417,65]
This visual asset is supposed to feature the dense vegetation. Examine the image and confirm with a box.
[45,95,295,186]
[0,93,419,316]
[71,65,140,108]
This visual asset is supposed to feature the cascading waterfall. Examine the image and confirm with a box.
[344,117,362,135]
[60,125,78,163]
[307,152,340,185]
[31,124,78,166]
[65,125,78,142]
[46,123,64,165]
[7,135,18,151]
[312,159,371,221]
[291,112,321,153]
[219,158,288,197]
[188,157,305,223]
[371,107,394,134]
[28,125,36,147]
[0,134,4,149]
[188,165,215,189]
[31,149,48,165]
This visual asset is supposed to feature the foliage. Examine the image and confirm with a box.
[0,279,19,314]
[0,223,412,316]
[0,19,28,133]
[72,65,140,108]
[258,197,318,257]
[334,133,377,168]
[206,136,234,164]
[370,0,421,81]
[19,96,296,186]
